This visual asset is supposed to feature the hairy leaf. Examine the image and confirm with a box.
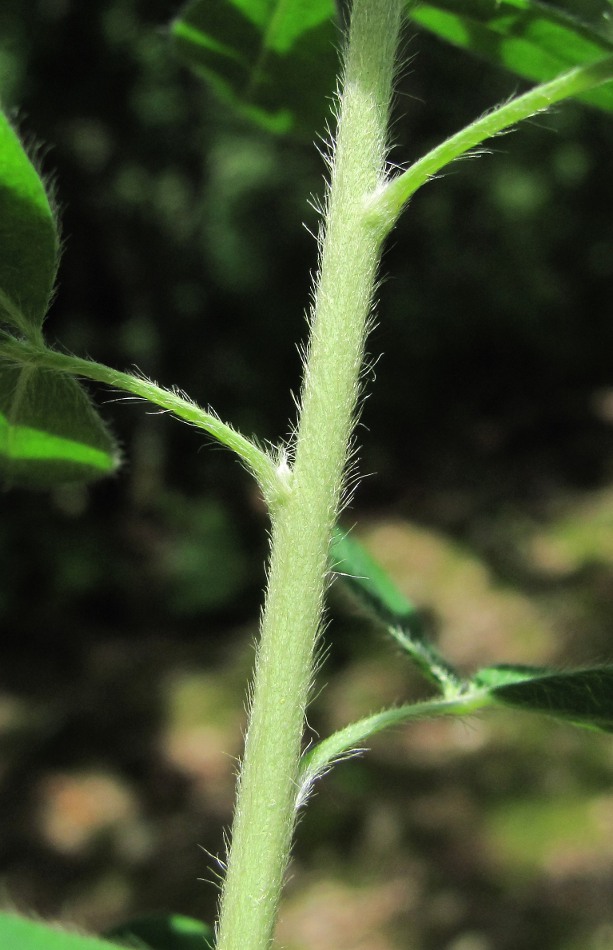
[105,914,215,950]
[409,0,613,112]
[0,912,125,950]
[474,664,613,731]
[171,0,338,134]
[0,107,60,333]
[0,366,119,488]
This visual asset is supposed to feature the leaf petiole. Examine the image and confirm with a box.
[368,53,613,232]
[0,334,284,508]
[299,686,493,801]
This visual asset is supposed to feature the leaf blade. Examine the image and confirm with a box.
[0,365,119,488]
[474,664,613,731]
[331,527,420,622]
[0,108,60,331]
[331,528,464,695]
[408,0,613,112]
[0,912,126,950]
[171,0,338,135]
[104,914,215,950]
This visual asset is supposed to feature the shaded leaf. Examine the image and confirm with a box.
[409,0,613,112]
[0,107,60,333]
[0,912,125,950]
[474,664,613,731]
[171,0,613,139]
[331,529,463,694]
[170,0,338,135]
[331,527,421,625]
[104,914,215,950]
[0,365,119,488]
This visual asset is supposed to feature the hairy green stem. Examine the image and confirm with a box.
[369,53,613,231]
[0,334,281,505]
[214,1,405,947]
[299,687,493,798]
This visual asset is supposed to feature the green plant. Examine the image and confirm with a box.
[2,0,613,948]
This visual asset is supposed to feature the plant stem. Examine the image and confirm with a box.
[0,334,281,504]
[215,1,405,947]
[370,53,613,230]
[299,687,493,797]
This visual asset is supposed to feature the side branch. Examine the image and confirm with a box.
[298,687,494,802]
[0,334,283,507]
[367,54,613,233]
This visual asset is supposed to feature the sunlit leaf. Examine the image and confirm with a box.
[473,663,553,688]
[0,366,119,488]
[0,912,125,950]
[171,0,338,134]
[0,107,60,333]
[104,914,215,950]
[408,0,613,112]
[474,664,613,731]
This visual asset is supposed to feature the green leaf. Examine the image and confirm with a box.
[0,365,119,488]
[0,107,60,333]
[408,0,613,112]
[473,663,553,689]
[0,912,126,950]
[170,0,338,135]
[104,914,215,950]
[473,664,613,731]
[331,529,463,695]
[331,527,421,624]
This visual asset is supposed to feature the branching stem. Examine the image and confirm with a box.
[214,1,405,947]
